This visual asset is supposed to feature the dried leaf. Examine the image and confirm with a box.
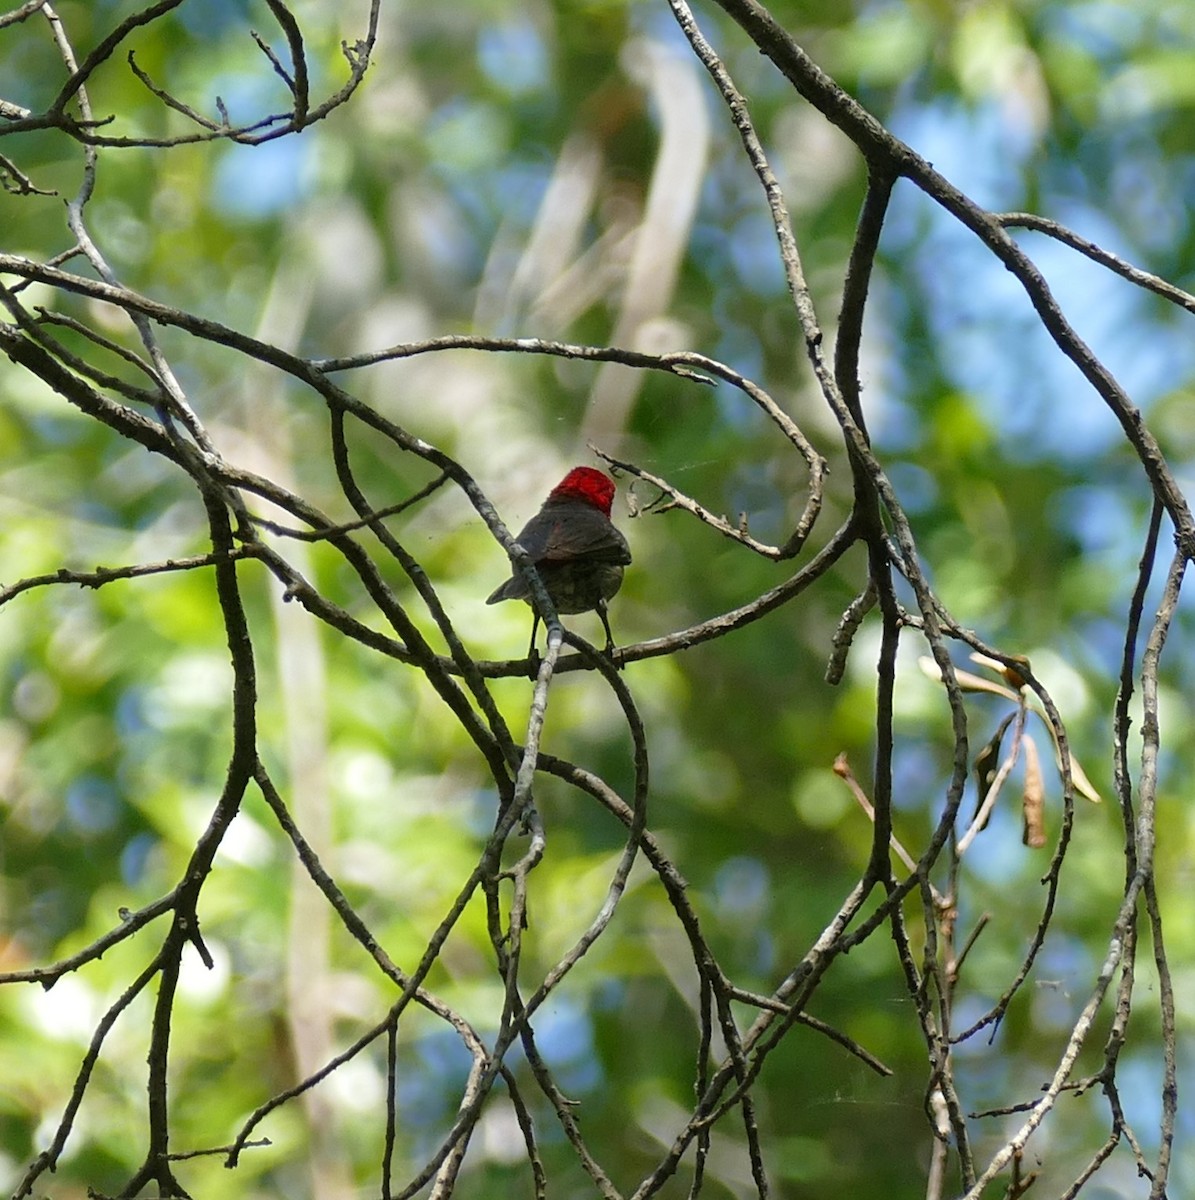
[1039,720,1102,804]
[962,716,1022,852]
[1068,756,1102,805]
[1022,735,1046,848]
[918,656,1021,700]
[973,713,1015,826]
[971,651,1031,691]
[918,657,1103,804]
[974,735,1002,808]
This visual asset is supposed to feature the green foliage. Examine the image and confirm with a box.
[2,0,1195,1197]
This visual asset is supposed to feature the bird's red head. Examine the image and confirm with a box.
[548,467,617,515]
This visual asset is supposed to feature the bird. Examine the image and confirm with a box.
[487,466,631,661]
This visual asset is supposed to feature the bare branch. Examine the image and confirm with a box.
[998,212,1195,317]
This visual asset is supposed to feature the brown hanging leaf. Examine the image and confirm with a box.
[973,713,1015,829]
[971,651,1031,691]
[1047,735,1103,804]
[918,656,1021,700]
[1022,735,1046,848]
[921,655,1103,804]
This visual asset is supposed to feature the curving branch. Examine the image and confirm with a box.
[1,2,1191,1198]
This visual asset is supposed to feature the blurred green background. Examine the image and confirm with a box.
[2,0,1195,1196]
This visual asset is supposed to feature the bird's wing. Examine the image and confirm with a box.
[517,505,631,564]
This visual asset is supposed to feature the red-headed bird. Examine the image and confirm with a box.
[487,467,630,660]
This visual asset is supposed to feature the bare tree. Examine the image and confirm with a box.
[1,2,1189,1198]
